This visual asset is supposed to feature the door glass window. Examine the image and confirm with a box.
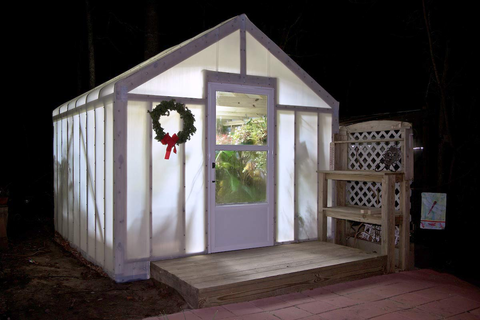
[215,151,267,205]
[216,91,267,146]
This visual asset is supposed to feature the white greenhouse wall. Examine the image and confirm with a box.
[53,100,115,277]
[79,111,88,253]
[184,104,206,254]
[275,110,332,243]
[126,101,151,260]
[125,101,207,261]
[53,14,338,282]
[246,32,330,109]
[276,110,295,242]
[296,112,318,241]
[130,31,241,98]
[73,113,80,246]
[105,103,114,273]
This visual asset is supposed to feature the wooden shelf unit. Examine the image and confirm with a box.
[318,170,407,273]
[318,121,413,274]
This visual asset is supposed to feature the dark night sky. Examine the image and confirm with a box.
[3,1,478,260]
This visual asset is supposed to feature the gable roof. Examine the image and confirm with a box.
[53,14,337,116]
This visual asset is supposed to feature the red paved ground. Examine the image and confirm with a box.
[144,269,480,320]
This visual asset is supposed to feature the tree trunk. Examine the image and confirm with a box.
[85,0,96,89]
[144,0,160,60]
[422,0,452,191]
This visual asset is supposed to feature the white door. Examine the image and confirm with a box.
[208,83,274,253]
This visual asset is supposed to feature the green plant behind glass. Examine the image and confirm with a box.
[215,151,267,204]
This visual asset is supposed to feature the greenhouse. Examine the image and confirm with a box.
[52,14,338,282]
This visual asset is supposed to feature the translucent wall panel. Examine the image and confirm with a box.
[61,117,68,236]
[318,113,332,171]
[73,114,80,246]
[67,114,75,242]
[57,119,62,234]
[152,103,183,257]
[217,30,240,74]
[185,105,206,254]
[130,31,240,98]
[276,110,295,242]
[126,101,151,260]
[53,121,58,231]
[86,109,96,259]
[246,32,330,109]
[296,112,318,240]
[95,107,105,266]
[318,113,333,239]
[79,112,88,252]
[104,103,114,273]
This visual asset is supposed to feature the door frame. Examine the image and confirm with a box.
[207,81,275,253]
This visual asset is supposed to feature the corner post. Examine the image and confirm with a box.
[381,174,396,273]
[318,172,328,241]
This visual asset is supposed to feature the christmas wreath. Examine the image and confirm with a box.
[148,100,196,159]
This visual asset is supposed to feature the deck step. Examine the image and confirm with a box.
[150,241,386,308]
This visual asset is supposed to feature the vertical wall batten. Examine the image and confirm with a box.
[67,110,70,241]
[105,102,114,274]
[113,84,128,277]
[103,105,107,269]
[95,105,106,266]
[86,110,89,256]
[181,114,186,254]
[94,107,97,263]
[73,113,80,247]
[240,15,246,76]
[62,116,68,238]
[53,122,58,231]
[273,108,277,244]
[204,101,209,253]
[317,113,321,241]
[149,103,153,259]
[59,117,63,236]
[293,111,298,242]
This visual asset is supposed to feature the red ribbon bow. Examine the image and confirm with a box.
[160,133,179,159]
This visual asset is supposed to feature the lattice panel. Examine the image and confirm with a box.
[346,130,403,211]
[346,181,401,210]
[348,130,403,171]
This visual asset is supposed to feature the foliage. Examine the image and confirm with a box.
[215,151,267,204]
[148,100,196,144]
[214,117,268,204]
[230,116,267,145]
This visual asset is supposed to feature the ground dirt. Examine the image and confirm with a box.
[0,218,188,320]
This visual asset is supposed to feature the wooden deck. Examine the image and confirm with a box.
[150,241,386,308]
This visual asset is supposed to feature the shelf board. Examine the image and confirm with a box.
[324,206,403,225]
[318,170,405,183]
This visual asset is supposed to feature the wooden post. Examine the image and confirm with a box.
[381,174,396,273]
[400,180,411,270]
[333,128,347,245]
[400,127,413,270]
[318,172,328,242]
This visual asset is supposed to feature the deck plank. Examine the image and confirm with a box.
[151,241,386,308]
